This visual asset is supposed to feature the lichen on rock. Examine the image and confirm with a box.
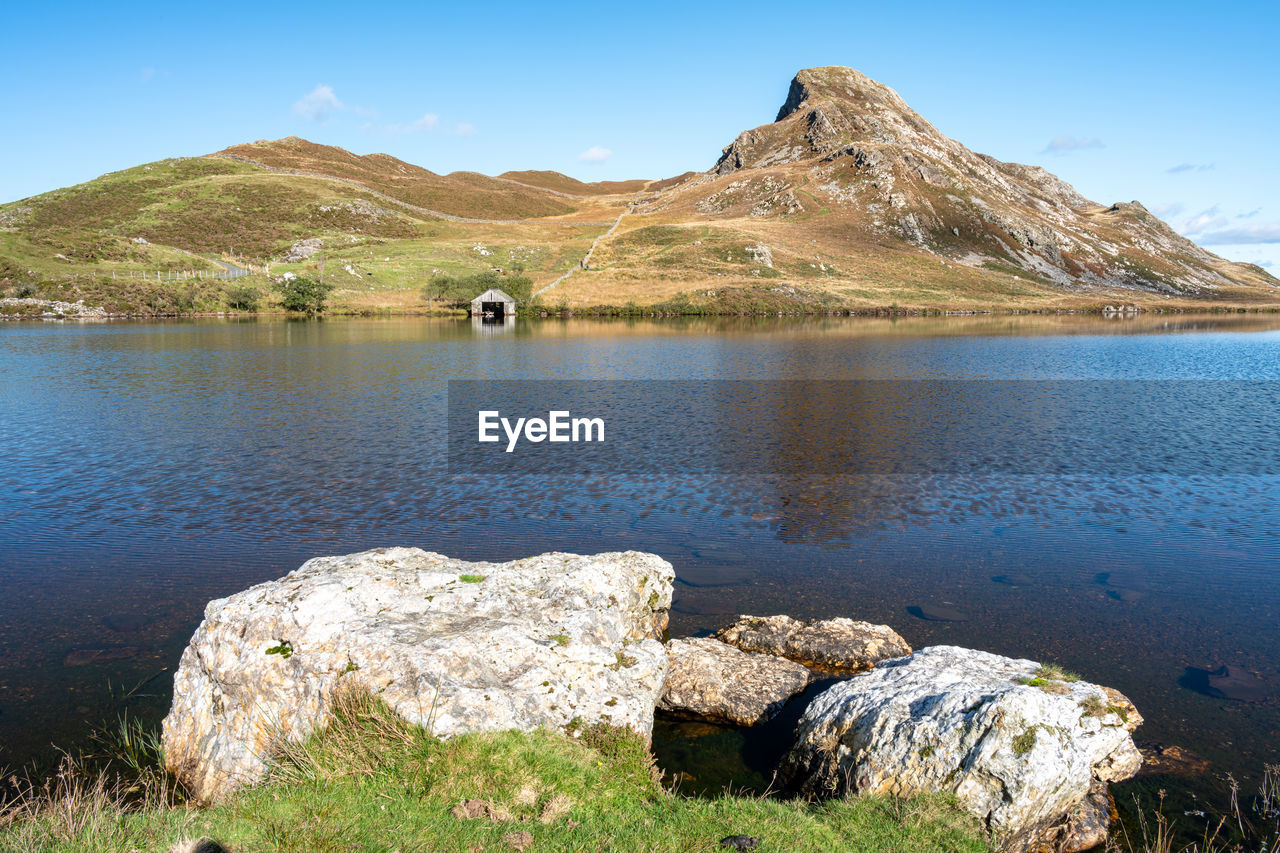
[162,547,673,802]
[781,645,1142,853]
[658,637,811,726]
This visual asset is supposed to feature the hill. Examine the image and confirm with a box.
[220,137,582,220]
[498,170,651,196]
[568,66,1277,309]
[1,68,1276,315]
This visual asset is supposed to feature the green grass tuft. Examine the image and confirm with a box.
[0,689,993,852]
[1034,664,1080,683]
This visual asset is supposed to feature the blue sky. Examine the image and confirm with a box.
[4,0,1277,268]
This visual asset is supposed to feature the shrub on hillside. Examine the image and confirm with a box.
[225,284,261,313]
[276,275,334,315]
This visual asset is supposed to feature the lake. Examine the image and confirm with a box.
[1,314,1278,810]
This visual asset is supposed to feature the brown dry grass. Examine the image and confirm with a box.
[498,170,650,196]
[219,138,580,220]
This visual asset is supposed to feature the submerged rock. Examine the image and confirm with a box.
[1180,664,1273,703]
[1207,665,1272,702]
[781,645,1142,853]
[103,613,154,633]
[658,637,811,726]
[162,548,673,802]
[713,614,911,673]
[906,603,968,622]
[63,645,144,667]
[1139,743,1212,777]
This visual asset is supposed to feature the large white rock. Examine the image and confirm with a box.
[781,646,1142,853]
[162,548,673,802]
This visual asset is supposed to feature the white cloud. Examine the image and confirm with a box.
[1043,135,1104,154]
[1195,224,1280,245]
[1237,207,1262,219]
[577,145,613,164]
[1166,163,1214,174]
[293,85,343,122]
[1151,202,1183,220]
[457,122,476,136]
[385,113,440,134]
[1181,205,1226,236]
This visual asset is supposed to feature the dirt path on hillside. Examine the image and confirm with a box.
[531,202,635,298]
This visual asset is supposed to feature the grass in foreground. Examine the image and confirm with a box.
[0,691,991,853]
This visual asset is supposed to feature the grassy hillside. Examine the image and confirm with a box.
[0,691,992,853]
[3,81,1278,316]
[221,138,581,220]
[499,169,651,196]
[0,155,420,264]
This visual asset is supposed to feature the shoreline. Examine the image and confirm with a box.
[6,302,1280,322]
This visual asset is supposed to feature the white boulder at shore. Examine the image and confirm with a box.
[162,548,673,802]
[781,645,1143,853]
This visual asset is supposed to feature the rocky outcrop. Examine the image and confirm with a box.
[281,237,322,262]
[781,646,1142,853]
[686,66,1280,297]
[658,637,811,726]
[0,297,109,318]
[162,548,673,802]
[714,614,911,673]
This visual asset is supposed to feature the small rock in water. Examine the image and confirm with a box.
[663,720,725,738]
[1207,665,1271,702]
[63,645,144,667]
[659,637,811,726]
[1180,665,1272,704]
[1094,571,1155,602]
[1139,743,1212,777]
[907,604,968,622]
[714,614,911,673]
[719,836,761,851]
[991,574,1033,587]
[103,613,152,633]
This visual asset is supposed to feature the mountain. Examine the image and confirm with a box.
[606,66,1275,302]
[2,67,1276,314]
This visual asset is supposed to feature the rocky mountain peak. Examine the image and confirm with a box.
[776,66,913,122]
[715,66,947,176]
[695,67,1279,297]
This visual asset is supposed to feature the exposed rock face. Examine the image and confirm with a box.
[688,66,1279,296]
[658,637,811,726]
[281,237,322,262]
[162,548,673,802]
[0,297,109,318]
[746,244,773,268]
[714,614,911,673]
[781,646,1142,853]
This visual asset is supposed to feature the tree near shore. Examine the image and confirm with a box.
[276,276,334,315]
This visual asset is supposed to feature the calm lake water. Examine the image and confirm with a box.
[2,314,1279,809]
